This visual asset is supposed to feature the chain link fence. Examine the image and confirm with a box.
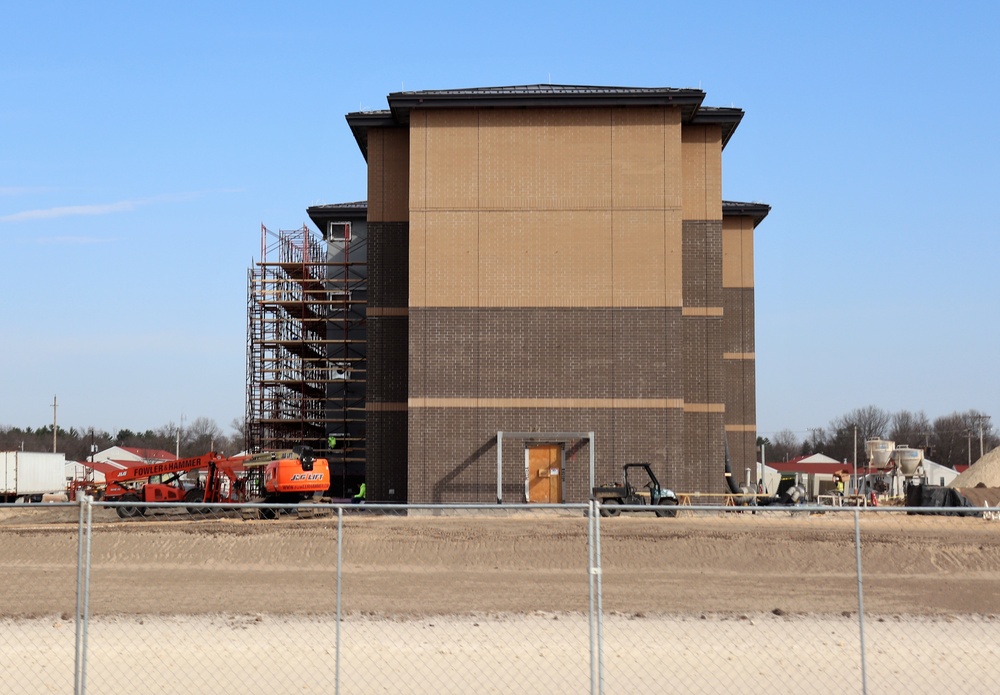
[2,500,1000,694]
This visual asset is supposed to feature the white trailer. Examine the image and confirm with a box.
[1,451,67,502]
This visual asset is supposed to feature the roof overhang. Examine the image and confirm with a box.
[345,110,396,162]
[307,201,368,236]
[722,200,771,227]
[691,107,744,149]
[346,85,746,159]
[386,85,707,123]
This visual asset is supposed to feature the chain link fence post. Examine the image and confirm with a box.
[854,507,868,695]
[593,499,604,695]
[587,500,597,695]
[335,505,343,695]
[73,494,93,695]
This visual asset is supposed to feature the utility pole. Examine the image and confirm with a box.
[176,413,186,458]
[52,395,58,453]
[971,414,991,461]
[853,425,858,493]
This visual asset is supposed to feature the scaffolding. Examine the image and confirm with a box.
[246,224,366,483]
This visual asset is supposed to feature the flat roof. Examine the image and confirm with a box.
[347,84,744,159]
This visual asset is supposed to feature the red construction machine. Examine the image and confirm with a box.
[104,446,330,519]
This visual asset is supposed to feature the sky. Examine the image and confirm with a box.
[2,1,998,441]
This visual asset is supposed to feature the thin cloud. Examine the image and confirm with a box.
[0,186,55,196]
[3,200,143,222]
[35,236,120,245]
[0,191,207,223]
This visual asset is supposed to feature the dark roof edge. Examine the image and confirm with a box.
[387,87,706,117]
[308,199,770,227]
[386,86,707,130]
[346,86,745,158]
[691,107,744,149]
[722,200,771,227]
[307,202,368,233]
[345,111,396,161]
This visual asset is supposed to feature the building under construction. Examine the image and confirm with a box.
[246,84,769,504]
[245,203,367,495]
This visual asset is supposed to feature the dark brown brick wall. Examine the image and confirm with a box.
[722,287,754,355]
[682,316,724,405]
[724,361,749,425]
[368,222,409,308]
[408,307,683,400]
[722,286,756,475]
[406,405,725,503]
[368,410,407,501]
[405,306,703,503]
[682,410,727,493]
[682,220,722,308]
[611,309,683,399]
[409,406,684,504]
[368,317,408,403]
[366,220,409,501]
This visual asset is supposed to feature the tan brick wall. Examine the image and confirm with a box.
[478,108,613,210]
[423,211,479,306]
[409,211,426,306]
[611,107,683,209]
[478,210,612,307]
[368,127,410,223]
[424,110,479,209]
[408,106,688,309]
[612,209,683,307]
[722,216,754,289]
[408,111,427,212]
[681,125,722,222]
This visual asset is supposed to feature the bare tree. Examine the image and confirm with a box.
[802,427,828,456]
[186,417,224,456]
[889,410,932,449]
[831,406,891,444]
[767,429,800,463]
[933,410,998,468]
[228,417,247,454]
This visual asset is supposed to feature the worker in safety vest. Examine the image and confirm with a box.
[352,482,366,504]
[834,474,845,495]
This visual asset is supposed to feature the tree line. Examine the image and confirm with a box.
[5,406,996,470]
[0,418,245,462]
[759,407,997,469]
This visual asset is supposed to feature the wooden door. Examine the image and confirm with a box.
[527,445,563,503]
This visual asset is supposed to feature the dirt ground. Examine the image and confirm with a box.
[2,504,999,617]
[2,505,1000,693]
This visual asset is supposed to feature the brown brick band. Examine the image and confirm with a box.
[409,307,685,400]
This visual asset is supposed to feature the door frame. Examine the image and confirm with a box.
[495,431,594,504]
[524,443,565,503]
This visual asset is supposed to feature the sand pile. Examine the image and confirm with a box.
[949,446,1000,488]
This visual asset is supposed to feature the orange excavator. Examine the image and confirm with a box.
[104,446,330,519]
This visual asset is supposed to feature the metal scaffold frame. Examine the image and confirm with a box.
[246,224,366,485]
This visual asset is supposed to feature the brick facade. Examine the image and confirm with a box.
[347,86,767,503]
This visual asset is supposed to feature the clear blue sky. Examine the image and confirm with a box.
[2,1,998,440]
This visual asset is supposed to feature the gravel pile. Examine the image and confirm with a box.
[948,446,1000,488]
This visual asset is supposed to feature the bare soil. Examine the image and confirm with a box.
[2,506,999,618]
[3,506,1000,694]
